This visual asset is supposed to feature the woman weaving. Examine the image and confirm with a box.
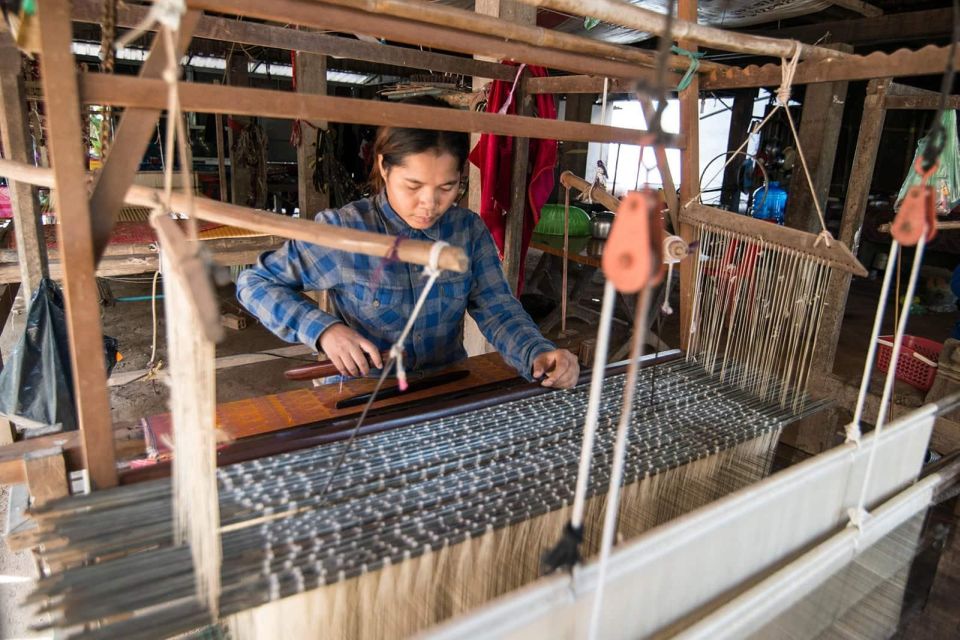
[237,116,578,388]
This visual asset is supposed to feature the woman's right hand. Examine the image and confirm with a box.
[318,324,384,377]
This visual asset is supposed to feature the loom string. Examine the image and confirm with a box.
[314,240,450,505]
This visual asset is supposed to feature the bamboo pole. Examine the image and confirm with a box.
[520,0,854,61]
[0,159,469,273]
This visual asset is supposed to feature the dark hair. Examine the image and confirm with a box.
[368,96,470,193]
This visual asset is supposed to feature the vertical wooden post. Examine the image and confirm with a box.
[504,70,531,294]
[227,52,252,207]
[719,88,757,213]
[785,44,852,232]
[814,78,891,375]
[215,109,228,202]
[36,0,117,489]
[295,51,330,219]
[678,0,700,351]
[0,32,48,301]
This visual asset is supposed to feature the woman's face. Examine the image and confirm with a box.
[379,151,462,230]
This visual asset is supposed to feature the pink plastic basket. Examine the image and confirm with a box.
[875,335,942,392]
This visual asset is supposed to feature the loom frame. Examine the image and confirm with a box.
[3,8,960,637]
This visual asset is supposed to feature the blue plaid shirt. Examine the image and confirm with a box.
[236,195,555,379]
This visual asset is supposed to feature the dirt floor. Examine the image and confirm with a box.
[0,252,958,637]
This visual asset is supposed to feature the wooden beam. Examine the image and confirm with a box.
[189,0,665,82]
[525,0,852,62]
[814,79,891,377]
[747,8,950,46]
[88,11,201,264]
[214,107,227,201]
[826,0,882,18]
[638,97,679,233]
[503,66,531,294]
[227,52,254,208]
[678,0,699,352]
[35,0,117,490]
[23,447,69,506]
[527,75,636,95]
[719,89,757,213]
[0,33,47,300]
[885,83,960,111]
[78,73,684,148]
[704,44,960,91]
[72,0,515,82]
[295,50,329,218]
[785,45,852,233]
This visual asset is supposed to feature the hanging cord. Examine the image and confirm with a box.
[848,231,928,532]
[315,240,449,504]
[670,45,704,92]
[541,280,617,573]
[846,242,899,444]
[114,0,184,50]
[588,287,654,640]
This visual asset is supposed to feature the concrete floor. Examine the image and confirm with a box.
[0,256,958,637]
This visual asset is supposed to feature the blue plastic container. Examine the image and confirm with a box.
[752,181,788,225]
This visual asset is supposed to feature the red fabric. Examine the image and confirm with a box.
[469,64,557,293]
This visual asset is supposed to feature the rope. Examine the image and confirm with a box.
[670,45,704,92]
[848,231,928,531]
[390,241,449,392]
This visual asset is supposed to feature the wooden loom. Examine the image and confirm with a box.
[4,0,959,638]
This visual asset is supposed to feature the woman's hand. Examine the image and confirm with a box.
[532,350,580,389]
[318,324,383,377]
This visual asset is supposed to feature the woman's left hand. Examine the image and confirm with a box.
[532,350,580,389]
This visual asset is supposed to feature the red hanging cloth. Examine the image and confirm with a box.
[468,64,558,294]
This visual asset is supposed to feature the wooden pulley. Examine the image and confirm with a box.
[602,190,664,293]
[891,158,939,246]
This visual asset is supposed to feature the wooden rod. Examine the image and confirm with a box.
[877,221,960,233]
[559,171,621,213]
[187,0,667,82]
[71,0,515,82]
[36,0,117,489]
[522,0,852,61]
[0,159,469,273]
[309,0,724,74]
[77,73,684,149]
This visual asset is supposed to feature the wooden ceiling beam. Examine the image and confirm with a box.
[744,8,953,47]
[825,0,882,18]
[71,0,515,81]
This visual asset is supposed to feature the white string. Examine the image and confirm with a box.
[849,230,928,530]
[390,241,449,391]
[846,241,900,443]
[569,280,617,529]
[589,287,653,640]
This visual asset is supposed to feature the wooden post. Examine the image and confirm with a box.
[785,44,853,232]
[24,447,69,506]
[719,88,757,213]
[295,51,330,219]
[35,0,117,489]
[0,32,48,300]
[227,52,252,207]
[215,109,228,202]
[813,78,891,375]
[678,0,700,351]
[504,69,531,294]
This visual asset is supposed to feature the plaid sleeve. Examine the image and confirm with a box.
[466,219,555,379]
[236,212,344,349]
